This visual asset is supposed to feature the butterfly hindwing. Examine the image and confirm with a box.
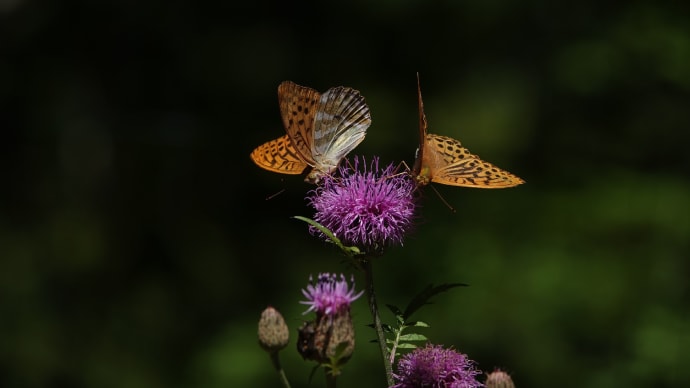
[312,86,371,170]
[424,134,524,188]
[250,134,308,175]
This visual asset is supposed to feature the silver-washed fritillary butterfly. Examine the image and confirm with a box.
[412,74,524,188]
[250,81,371,184]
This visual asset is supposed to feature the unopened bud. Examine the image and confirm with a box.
[258,306,289,352]
[486,368,515,388]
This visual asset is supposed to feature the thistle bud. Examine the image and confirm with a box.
[258,306,289,353]
[486,368,516,388]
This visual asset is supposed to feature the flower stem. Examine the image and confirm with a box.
[362,259,394,386]
[268,352,291,388]
[325,370,337,388]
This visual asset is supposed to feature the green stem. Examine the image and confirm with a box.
[269,351,291,388]
[325,369,337,388]
[363,259,394,386]
[389,325,402,367]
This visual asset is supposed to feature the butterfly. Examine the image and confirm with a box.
[250,81,371,184]
[411,74,525,188]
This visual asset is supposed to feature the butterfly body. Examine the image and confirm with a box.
[251,81,371,184]
[411,75,524,189]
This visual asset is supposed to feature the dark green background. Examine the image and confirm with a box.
[2,1,689,387]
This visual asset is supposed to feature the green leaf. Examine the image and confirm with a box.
[332,341,350,360]
[412,321,430,328]
[386,304,403,317]
[399,333,428,342]
[403,283,467,320]
[323,342,352,376]
[292,216,343,247]
[293,216,362,257]
[396,343,418,349]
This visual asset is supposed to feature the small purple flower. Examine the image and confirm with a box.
[300,273,364,316]
[307,156,417,253]
[392,344,483,388]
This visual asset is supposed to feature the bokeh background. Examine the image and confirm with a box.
[2,1,689,387]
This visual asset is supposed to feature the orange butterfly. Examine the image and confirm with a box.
[250,81,371,184]
[411,75,524,188]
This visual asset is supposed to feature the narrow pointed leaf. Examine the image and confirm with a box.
[293,216,361,256]
[403,283,467,320]
[386,304,403,317]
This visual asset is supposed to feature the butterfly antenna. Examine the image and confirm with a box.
[379,160,413,184]
[342,157,356,170]
[390,160,411,176]
[265,187,286,201]
[430,184,457,213]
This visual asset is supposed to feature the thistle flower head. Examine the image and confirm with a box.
[297,273,361,367]
[300,273,363,316]
[392,344,483,388]
[307,156,417,253]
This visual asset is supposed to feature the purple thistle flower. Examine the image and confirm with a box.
[307,156,417,253]
[392,344,483,388]
[300,273,364,316]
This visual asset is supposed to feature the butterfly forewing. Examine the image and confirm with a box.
[250,134,308,174]
[412,73,428,180]
[278,81,320,166]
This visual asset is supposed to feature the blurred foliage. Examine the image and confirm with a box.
[2,0,689,387]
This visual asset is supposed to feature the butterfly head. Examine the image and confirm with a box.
[413,167,432,187]
[304,167,333,184]
[305,170,322,184]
